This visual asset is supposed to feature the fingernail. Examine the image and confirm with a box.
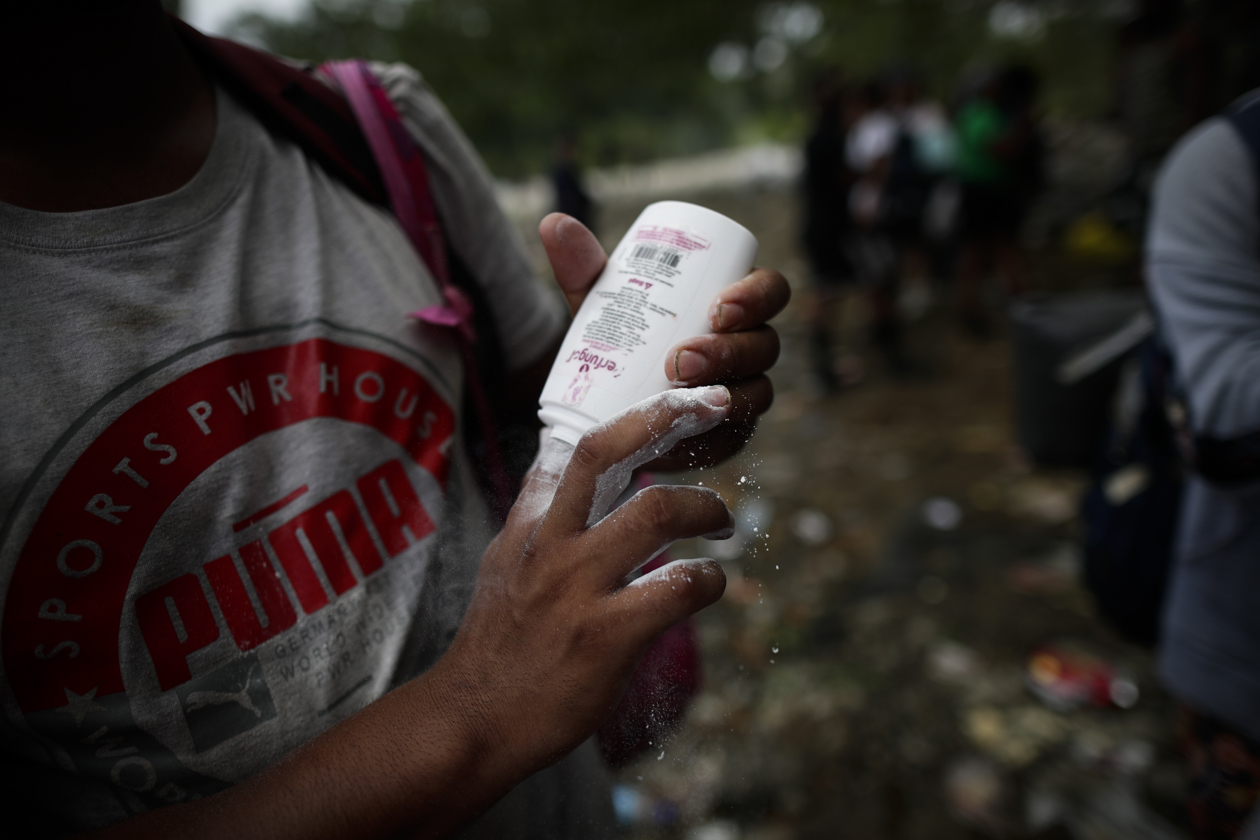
[674,349,708,383]
[701,385,730,408]
[714,302,746,331]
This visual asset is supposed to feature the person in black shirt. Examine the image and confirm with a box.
[801,70,862,391]
[551,132,597,235]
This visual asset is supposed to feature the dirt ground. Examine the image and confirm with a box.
[516,182,1185,840]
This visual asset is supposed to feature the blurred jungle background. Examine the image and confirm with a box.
[197,0,1192,176]
[182,0,1260,837]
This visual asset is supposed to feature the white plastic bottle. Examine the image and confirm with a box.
[538,201,759,446]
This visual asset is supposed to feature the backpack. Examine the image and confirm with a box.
[1081,89,1260,645]
[1080,338,1183,646]
[171,18,518,516]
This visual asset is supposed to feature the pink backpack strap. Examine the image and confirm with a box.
[322,60,512,515]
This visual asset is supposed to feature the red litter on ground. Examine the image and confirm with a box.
[1025,644,1140,711]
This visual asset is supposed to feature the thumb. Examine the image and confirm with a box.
[539,213,607,315]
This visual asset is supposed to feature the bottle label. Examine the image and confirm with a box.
[561,225,714,404]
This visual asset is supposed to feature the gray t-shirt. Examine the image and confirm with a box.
[1147,113,1260,743]
[0,64,578,832]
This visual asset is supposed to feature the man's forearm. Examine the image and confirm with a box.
[86,660,520,840]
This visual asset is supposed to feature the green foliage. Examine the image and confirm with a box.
[233,0,1122,178]
[237,0,764,175]
[802,0,1116,114]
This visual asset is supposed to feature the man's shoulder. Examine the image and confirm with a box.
[1159,115,1246,181]
[1156,87,1260,197]
[1149,114,1257,264]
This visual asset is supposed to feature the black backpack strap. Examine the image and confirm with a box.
[172,17,521,504]
[172,17,497,338]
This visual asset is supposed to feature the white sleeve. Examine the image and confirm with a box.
[846,118,877,171]
[1146,117,1260,438]
[368,62,566,371]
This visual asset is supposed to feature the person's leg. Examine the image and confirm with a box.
[993,239,1030,298]
[898,242,935,322]
[1180,706,1260,840]
[954,184,998,336]
[806,285,842,391]
[860,234,913,375]
[955,239,992,336]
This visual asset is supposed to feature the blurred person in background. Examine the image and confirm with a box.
[877,67,953,324]
[1147,88,1260,840]
[845,69,949,375]
[845,78,903,373]
[551,131,597,235]
[0,2,790,837]
[952,63,1043,337]
[800,69,861,392]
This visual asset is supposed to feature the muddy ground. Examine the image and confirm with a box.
[514,179,1183,840]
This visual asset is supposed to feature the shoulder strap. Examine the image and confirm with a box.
[173,19,514,513]
[319,61,460,332]
[322,60,512,514]
[171,17,387,208]
[172,18,497,354]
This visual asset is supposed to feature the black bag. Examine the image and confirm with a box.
[171,17,530,514]
[1010,290,1149,468]
[1081,339,1183,646]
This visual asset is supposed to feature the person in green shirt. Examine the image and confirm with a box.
[955,96,1011,185]
[953,64,1043,335]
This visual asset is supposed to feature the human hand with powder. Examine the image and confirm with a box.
[539,212,789,470]
[90,389,734,840]
[430,386,734,799]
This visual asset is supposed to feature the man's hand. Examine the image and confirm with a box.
[540,212,790,471]
[439,386,734,781]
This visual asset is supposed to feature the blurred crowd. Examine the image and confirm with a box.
[798,0,1260,395]
[800,59,1044,390]
[791,2,1260,839]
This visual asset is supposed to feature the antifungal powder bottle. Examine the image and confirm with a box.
[539,201,759,445]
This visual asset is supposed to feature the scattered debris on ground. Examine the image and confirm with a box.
[512,175,1183,839]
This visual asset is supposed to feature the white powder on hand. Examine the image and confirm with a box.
[584,385,729,527]
[513,385,730,528]
[514,428,575,524]
[626,557,722,590]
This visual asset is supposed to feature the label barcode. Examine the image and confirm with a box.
[631,244,682,268]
